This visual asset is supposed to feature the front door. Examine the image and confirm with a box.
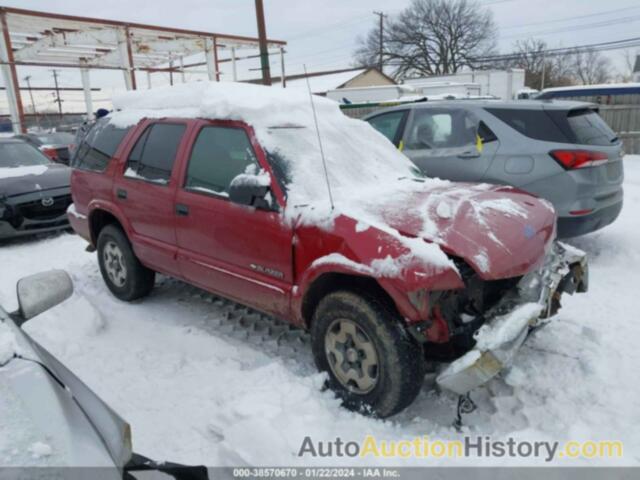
[174,122,293,318]
[113,121,188,276]
[402,108,499,182]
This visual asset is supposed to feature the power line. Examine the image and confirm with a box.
[471,36,640,63]
[501,13,640,40]
[501,5,640,30]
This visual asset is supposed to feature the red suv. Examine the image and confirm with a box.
[68,85,588,417]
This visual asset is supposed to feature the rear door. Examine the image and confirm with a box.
[401,107,499,182]
[174,120,293,318]
[113,120,189,276]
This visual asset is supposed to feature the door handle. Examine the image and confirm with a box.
[176,204,189,216]
[116,188,127,199]
[457,151,480,159]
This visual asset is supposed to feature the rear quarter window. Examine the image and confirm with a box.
[72,118,131,172]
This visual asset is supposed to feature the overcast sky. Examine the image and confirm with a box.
[3,0,640,114]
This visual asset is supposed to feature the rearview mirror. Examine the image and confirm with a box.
[16,270,73,325]
[228,173,272,210]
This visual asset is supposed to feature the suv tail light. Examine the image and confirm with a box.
[550,150,608,170]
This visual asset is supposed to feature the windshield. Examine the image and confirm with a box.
[0,143,51,168]
[260,120,423,206]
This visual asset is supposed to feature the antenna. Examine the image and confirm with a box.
[303,64,335,211]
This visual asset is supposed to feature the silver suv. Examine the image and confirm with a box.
[364,100,624,237]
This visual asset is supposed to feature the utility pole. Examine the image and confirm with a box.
[51,69,63,117]
[23,75,40,129]
[255,0,271,85]
[373,11,386,72]
[23,76,37,115]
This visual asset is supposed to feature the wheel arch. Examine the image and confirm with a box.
[88,207,126,246]
[300,272,401,329]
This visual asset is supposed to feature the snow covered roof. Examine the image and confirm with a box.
[110,81,422,209]
[541,82,640,93]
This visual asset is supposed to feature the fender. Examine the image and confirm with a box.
[291,216,465,326]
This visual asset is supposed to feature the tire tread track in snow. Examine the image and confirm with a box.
[162,277,313,365]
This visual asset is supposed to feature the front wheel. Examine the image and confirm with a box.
[311,290,426,418]
[97,224,155,301]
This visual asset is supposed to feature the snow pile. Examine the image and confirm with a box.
[473,303,543,351]
[28,442,52,459]
[0,165,48,179]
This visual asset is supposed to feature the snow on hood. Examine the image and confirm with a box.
[0,164,70,198]
[0,165,48,180]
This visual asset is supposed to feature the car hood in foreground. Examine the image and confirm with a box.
[0,164,71,198]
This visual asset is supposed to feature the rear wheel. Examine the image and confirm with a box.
[97,224,155,301]
[311,290,426,418]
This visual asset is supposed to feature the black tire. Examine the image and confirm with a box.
[311,290,426,418]
[97,224,155,301]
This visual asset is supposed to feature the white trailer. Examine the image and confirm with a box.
[403,69,525,100]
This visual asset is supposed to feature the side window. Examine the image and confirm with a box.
[73,118,131,172]
[185,126,259,196]
[478,121,498,143]
[366,111,406,145]
[406,109,477,150]
[125,123,186,184]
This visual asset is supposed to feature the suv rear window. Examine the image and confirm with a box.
[563,109,618,146]
[73,118,130,172]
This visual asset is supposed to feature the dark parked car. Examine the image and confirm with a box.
[0,139,72,240]
[14,131,75,165]
[364,100,624,238]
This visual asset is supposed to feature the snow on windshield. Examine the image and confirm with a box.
[109,81,426,207]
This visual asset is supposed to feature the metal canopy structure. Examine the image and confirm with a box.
[0,6,286,133]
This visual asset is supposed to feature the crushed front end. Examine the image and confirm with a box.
[435,242,588,395]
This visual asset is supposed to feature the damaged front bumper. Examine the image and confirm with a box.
[436,242,588,395]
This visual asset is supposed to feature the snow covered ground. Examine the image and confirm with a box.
[1,157,640,467]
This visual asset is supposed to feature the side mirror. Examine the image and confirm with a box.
[228,173,272,210]
[16,270,73,325]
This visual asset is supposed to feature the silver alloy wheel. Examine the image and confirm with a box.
[325,318,379,394]
[103,240,127,288]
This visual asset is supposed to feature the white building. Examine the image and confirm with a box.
[403,69,526,100]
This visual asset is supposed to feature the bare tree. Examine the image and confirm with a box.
[570,48,611,85]
[503,38,574,89]
[354,0,497,79]
[616,48,638,82]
